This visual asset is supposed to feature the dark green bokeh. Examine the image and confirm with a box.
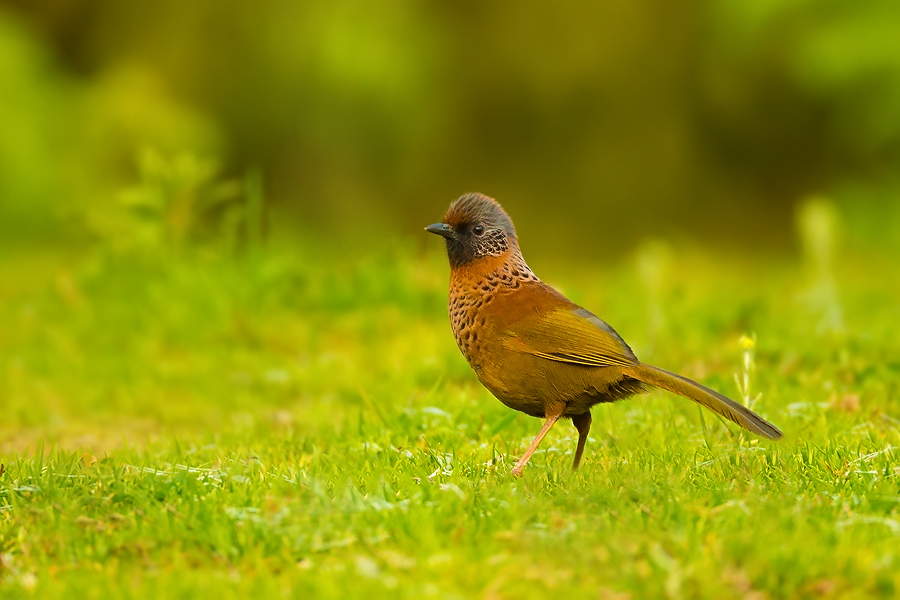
[2,1,900,256]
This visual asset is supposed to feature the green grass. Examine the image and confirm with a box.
[2,231,899,599]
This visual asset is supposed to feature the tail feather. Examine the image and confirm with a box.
[625,364,783,440]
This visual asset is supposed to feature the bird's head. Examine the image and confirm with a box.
[425,193,518,268]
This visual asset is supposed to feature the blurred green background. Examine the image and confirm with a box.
[2,1,900,257]
[3,7,900,597]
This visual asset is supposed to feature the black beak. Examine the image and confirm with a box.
[425,222,456,240]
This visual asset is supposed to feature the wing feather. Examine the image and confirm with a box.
[503,307,638,368]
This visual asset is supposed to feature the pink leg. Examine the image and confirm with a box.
[511,407,564,476]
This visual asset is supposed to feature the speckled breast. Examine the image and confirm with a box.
[447,254,539,370]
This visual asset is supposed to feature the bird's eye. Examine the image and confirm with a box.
[473,225,485,236]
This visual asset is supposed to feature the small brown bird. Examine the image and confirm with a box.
[427,193,782,476]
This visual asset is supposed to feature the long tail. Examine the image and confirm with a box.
[623,364,783,440]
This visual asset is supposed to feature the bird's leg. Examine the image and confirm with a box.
[510,406,564,476]
[571,412,592,471]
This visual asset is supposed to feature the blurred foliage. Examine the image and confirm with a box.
[1,1,900,254]
[90,150,265,256]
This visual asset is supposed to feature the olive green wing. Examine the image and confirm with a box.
[503,307,639,368]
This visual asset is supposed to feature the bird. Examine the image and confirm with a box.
[426,193,782,476]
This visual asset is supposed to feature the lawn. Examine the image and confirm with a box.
[1,213,899,599]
